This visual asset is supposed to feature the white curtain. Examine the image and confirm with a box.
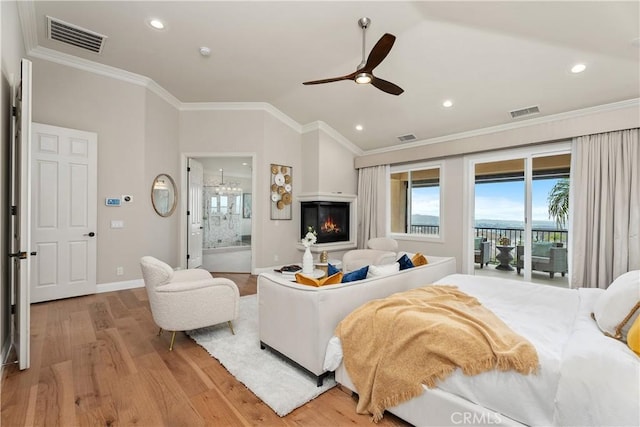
[570,128,639,289]
[357,165,389,249]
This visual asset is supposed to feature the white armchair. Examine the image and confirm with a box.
[139,256,240,350]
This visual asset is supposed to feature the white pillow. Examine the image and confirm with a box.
[592,270,640,341]
[366,262,400,278]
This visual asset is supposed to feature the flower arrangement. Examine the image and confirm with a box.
[301,226,317,248]
[498,236,511,246]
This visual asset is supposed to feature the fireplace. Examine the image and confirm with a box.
[301,201,350,244]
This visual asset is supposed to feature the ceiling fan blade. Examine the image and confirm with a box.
[303,72,356,85]
[362,33,396,72]
[371,76,404,95]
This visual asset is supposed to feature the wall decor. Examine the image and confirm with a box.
[270,164,292,220]
[151,173,177,217]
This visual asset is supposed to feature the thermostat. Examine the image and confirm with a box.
[105,197,121,206]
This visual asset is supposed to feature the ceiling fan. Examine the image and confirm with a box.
[303,17,404,96]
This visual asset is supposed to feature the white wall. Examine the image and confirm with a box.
[144,90,180,264]
[300,127,358,195]
[31,59,180,283]
[179,109,303,268]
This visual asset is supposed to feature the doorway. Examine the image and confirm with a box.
[186,156,253,273]
[466,143,571,286]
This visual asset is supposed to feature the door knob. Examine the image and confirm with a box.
[84,232,96,237]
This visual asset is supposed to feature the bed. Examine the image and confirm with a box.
[324,273,640,427]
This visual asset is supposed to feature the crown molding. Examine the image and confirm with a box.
[301,121,364,156]
[364,98,640,156]
[27,46,182,108]
[179,102,302,133]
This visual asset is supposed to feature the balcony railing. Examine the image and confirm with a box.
[474,227,568,264]
[409,225,568,265]
[409,224,441,235]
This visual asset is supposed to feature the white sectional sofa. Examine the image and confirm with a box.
[258,254,457,385]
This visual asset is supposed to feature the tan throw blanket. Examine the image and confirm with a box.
[335,286,539,422]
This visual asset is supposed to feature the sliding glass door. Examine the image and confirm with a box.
[467,143,571,285]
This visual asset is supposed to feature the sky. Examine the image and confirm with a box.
[475,178,559,221]
[411,178,560,222]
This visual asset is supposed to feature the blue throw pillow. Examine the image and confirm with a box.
[342,265,369,283]
[328,263,341,276]
[397,254,415,270]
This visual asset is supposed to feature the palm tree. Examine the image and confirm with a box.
[547,178,569,229]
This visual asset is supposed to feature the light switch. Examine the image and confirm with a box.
[111,220,124,229]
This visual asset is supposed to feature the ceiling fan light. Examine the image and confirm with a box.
[355,72,372,84]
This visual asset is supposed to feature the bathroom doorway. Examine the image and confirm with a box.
[189,156,252,273]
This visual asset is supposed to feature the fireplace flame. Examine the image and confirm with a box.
[321,216,342,234]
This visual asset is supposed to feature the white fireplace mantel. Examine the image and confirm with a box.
[296,192,357,252]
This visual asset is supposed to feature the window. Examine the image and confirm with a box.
[390,164,441,238]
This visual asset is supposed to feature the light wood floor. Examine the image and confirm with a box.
[1,273,409,426]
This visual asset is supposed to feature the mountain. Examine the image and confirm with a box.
[412,214,562,230]
[411,214,440,226]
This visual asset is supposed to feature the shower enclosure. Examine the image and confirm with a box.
[202,171,248,249]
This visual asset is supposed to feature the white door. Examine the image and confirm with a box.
[188,158,203,268]
[30,123,97,303]
[10,59,32,370]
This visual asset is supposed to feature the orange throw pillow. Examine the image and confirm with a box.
[295,272,343,287]
[412,253,428,266]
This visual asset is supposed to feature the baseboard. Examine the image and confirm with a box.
[97,279,144,294]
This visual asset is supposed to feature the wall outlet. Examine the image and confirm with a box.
[274,254,279,262]
[116,267,124,276]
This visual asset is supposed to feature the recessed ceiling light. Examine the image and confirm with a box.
[442,100,453,108]
[148,19,165,30]
[199,46,211,57]
[242,162,248,166]
[571,63,586,73]
[355,125,363,131]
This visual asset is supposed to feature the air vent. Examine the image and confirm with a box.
[47,16,107,54]
[397,134,417,143]
[510,105,540,119]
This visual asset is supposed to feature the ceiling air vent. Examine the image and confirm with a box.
[47,16,107,54]
[509,105,540,119]
[397,134,417,143]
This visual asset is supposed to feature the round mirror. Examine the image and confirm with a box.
[151,174,177,217]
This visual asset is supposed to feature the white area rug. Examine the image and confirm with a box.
[187,295,336,416]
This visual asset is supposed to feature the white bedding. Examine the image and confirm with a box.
[324,274,640,426]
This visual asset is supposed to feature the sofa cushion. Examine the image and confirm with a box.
[295,272,343,287]
[397,254,415,270]
[412,253,429,266]
[367,262,400,278]
[532,242,553,257]
[342,265,369,283]
[474,237,483,251]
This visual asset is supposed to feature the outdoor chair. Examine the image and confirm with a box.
[516,242,568,278]
[474,237,491,268]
